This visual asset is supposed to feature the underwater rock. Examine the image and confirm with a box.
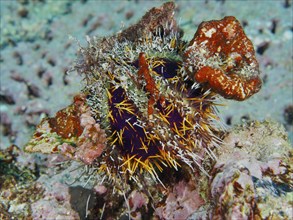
[31,182,80,219]
[210,120,292,219]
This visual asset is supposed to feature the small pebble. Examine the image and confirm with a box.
[18,7,29,18]
[284,105,293,125]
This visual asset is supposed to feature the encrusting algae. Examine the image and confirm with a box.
[23,2,289,219]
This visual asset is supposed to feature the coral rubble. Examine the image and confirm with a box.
[25,94,107,165]
[0,145,43,219]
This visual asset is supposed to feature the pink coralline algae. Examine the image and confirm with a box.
[127,190,149,220]
[31,182,79,219]
[155,180,205,220]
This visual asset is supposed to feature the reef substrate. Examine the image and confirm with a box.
[20,2,292,219]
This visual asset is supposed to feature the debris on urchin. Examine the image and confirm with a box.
[184,16,262,100]
[26,2,227,186]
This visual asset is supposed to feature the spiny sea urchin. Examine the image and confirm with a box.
[79,33,222,182]
[25,2,261,187]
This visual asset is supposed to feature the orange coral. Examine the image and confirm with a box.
[195,66,262,100]
[48,95,84,139]
[184,16,262,100]
[137,52,165,115]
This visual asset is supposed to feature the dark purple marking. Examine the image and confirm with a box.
[132,58,180,79]
[156,100,183,132]
[108,86,160,160]
[152,59,180,79]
